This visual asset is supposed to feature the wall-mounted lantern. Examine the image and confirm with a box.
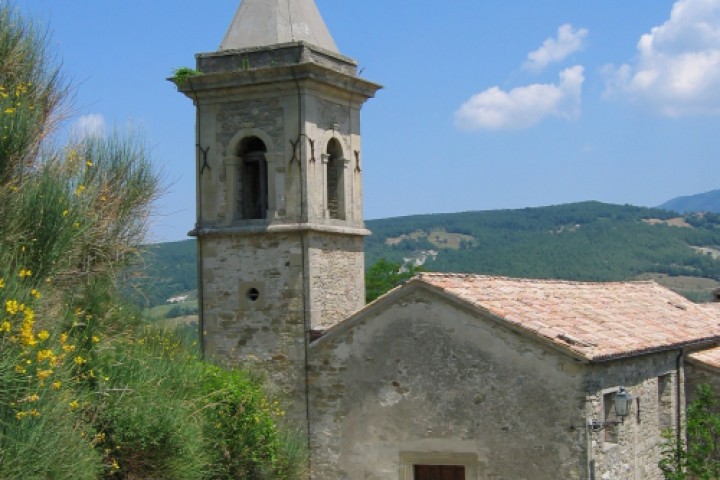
[590,387,633,431]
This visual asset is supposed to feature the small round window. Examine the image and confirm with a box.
[247,288,260,302]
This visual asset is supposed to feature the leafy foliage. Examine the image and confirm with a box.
[366,258,422,303]
[171,67,203,86]
[660,384,720,479]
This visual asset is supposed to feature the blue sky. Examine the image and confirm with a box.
[17,0,720,242]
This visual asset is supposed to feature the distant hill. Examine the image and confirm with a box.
[659,189,720,214]
[123,239,197,308]
[126,201,720,308]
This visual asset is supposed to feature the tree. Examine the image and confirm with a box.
[660,384,720,479]
[365,258,422,303]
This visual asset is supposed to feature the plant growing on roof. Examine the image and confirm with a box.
[171,67,202,86]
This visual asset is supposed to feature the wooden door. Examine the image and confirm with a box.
[413,465,465,480]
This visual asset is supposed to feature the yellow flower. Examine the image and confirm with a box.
[25,394,40,403]
[74,185,86,195]
[30,409,41,418]
[60,332,69,344]
[62,344,76,353]
[18,268,31,278]
[68,400,80,411]
[0,278,4,288]
[62,209,69,217]
[86,160,93,167]
[92,335,100,343]
[4,107,16,114]
[5,300,23,315]
[36,369,53,380]
[74,356,87,366]
[0,320,10,333]
[37,330,49,341]
[30,289,41,299]
[51,381,62,390]
[15,411,27,420]
[37,349,54,362]
[14,365,26,374]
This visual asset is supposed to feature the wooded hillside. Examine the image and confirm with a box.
[131,201,720,306]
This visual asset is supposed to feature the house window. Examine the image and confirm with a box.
[239,136,268,220]
[326,138,344,220]
[414,465,465,480]
[603,391,620,445]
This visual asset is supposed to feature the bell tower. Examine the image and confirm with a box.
[174,0,380,419]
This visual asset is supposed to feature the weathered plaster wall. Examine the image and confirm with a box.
[308,288,588,480]
[584,352,682,480]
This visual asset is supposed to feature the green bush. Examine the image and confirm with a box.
[0,2,306,478]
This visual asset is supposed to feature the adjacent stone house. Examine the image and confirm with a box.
[175,1,720,478]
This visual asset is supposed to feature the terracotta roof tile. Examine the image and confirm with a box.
[687,303,720,368]
[689,345,720,370]
[415,273,720,361]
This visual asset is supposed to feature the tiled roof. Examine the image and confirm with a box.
[415,273,720,362]
[688,303,720,369]
[688,346,720,370]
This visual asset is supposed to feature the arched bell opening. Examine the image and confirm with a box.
[326,138,345,220]
[238,136,268,220]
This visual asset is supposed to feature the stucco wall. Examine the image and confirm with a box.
[308,288,589,479]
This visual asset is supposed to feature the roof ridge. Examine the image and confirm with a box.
[416,272,659,287]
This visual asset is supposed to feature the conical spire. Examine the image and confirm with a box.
[220,0,339,53]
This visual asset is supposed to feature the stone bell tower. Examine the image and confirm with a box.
[174,0,380,418]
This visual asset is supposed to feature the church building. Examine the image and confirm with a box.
[174,1,720,479]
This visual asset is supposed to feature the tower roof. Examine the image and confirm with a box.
[220,0,339,53]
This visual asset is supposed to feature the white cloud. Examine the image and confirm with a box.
[455,66,585,130]
[523,24,588,72]
[72,114,106,138]
[604,0,720,116]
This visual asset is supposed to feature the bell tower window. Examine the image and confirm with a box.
[239,136,268,220]
[326,138,345,220]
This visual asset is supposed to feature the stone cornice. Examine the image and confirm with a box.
[190,222,371,238]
